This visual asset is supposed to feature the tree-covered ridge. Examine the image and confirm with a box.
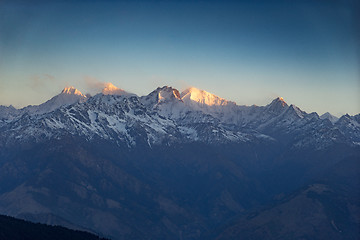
[0,214,108,240]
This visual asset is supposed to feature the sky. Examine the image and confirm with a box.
[0,0,359,116]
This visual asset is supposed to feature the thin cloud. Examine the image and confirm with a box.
[178,79,191,92]
[83,76,107,93]
[28,74,56,91]
[44,74,55,80]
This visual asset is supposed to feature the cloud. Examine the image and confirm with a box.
[28,74,56,91]
[83,76,124,95]
[44,74,55,80]
[178,79,191,92]
[83,76,107,93]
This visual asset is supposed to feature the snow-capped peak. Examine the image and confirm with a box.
[141,86,182,106]
[139,86,181,112]
[21,86,88,115]
[320,112,339,124]
[61,87,86,97]
[156,86,182,103]
[101,83,131,96]
[270,97,288,107]
[265,97,289,114]
[181,87,231,106]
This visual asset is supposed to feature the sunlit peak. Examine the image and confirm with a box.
[272,96,287,107]
[103,83,118,91]
[181,87,229,106]
[61,86,85,97]
[102,83,126,95]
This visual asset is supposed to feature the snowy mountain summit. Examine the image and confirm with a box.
[0,86,87,120]
[102,83,135,96]
[181,87,233,106]
[153,86,182,103]
[320,112,339,123]
[61,86,86,96]
[26,86,87,115]
[53,86,87,103]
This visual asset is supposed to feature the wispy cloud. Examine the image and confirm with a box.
[83,76,107,93]
[28,74,56,91]
[83,76,121,95]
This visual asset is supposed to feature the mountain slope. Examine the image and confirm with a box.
[214,155,360,240]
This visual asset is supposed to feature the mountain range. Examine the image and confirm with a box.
[0,84,359,239]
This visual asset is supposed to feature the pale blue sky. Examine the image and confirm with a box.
[0,0,359,116]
